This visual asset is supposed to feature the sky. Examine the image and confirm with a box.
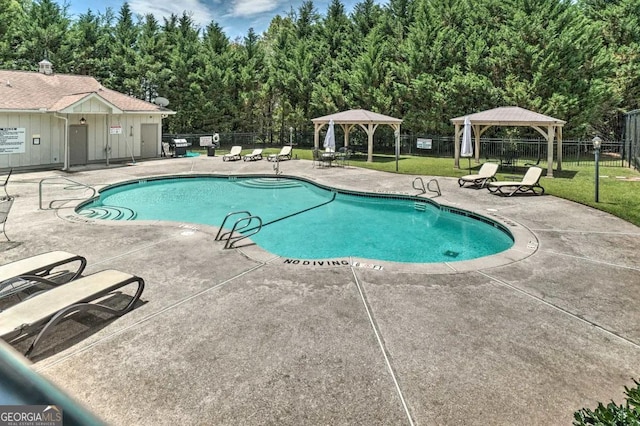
[65,0,385,40]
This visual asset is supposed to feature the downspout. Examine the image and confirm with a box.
[54,114,69,171]
[105,115,110,167]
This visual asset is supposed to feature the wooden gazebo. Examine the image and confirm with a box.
[312,109,402,163]
[451,107,566,177]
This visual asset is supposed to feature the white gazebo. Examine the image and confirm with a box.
[312,109,402,163]
[451,107,566,177]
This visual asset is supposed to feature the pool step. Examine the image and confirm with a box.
[414,202,427,211]
[235,178,303,189]
[77,206,137,220]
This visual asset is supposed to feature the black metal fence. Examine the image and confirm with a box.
[164,132,626,168]
[405,135,625,167]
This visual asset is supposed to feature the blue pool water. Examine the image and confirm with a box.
[77,176,513,263]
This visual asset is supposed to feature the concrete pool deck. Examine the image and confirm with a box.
[1,155,639,425]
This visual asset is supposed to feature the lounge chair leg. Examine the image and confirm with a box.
[24,277,144,358]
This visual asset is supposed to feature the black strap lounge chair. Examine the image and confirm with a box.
[487,166,545,196]
[458,163,499,188]
[0,269,145,358]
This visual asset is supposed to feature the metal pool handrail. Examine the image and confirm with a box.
[38,176,97,210]
[215,211,253,242]
[413,177,441,197]
[223,215,263,249]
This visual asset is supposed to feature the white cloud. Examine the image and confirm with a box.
[231,0,280,17]
[129,0,215,27]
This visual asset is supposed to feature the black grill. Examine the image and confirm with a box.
[171,139,190,156]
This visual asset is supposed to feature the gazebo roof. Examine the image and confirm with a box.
[312,109,402,125]
[451,106,565,127]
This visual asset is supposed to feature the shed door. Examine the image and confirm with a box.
[141,124,158,158]
[69,125,88,166]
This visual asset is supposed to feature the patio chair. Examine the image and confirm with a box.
[312,149,333,168]
[242,149,263,161]
[0,197,13,241]
[267,146,292,162]
[1,168,11,198]
[336,147,351,167]
[0,251,87,299]
[487,166,545,196]
[222,146,242,162]
[0,269,145,358]
[458,162,499,188]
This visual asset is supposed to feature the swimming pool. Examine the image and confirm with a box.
[76,176,514,263]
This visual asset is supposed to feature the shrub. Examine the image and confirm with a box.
[574,379,640,425]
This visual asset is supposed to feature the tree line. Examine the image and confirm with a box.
[1,0,638,141]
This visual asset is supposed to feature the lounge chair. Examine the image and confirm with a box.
[222,146,242,161]
[267,146,292,162]
[1,168,11,198]
[0,251,87,300]
[0,197,13,241]
[487,166,545,196]
[0,269,145,358]
[242,149,263,161]
[458,163,499,188]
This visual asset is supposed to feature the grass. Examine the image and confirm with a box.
[204,147,640,227]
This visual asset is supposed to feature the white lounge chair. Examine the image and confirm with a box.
[242,149,263,161]
[487,166,545,196]
[0,251,87,299]
[222,146,242,161]
[1,168,11,198]
[0,197,13,241]
[0,269,145,358]
[267,146,292,162]
[458,163,499,188]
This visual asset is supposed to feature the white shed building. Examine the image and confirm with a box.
[0,60,175,170]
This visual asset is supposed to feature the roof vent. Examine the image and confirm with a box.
[38,59,53,75]
[5,80,10,87]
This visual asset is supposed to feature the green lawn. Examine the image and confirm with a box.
[212,147,640,227]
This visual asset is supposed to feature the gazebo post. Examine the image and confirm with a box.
[366,123,377,163]
[314,123,321,150]
[546,125,554,177]
[454,123,460,168]
[343,124,355,148]
[557,126,563,171]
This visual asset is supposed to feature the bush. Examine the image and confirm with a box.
[574,379,640,425]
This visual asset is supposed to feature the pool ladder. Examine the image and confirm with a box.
[39,176,97,209]
[215,211,263,249]
[413,177,441,197]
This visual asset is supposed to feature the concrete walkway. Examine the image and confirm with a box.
[1,156,639,425]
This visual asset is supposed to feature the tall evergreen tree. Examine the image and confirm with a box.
[15,0,73,71]
[0,0,25,67]
[68,9,112,78]
[135,14,170,102]
[107,3,140,94]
